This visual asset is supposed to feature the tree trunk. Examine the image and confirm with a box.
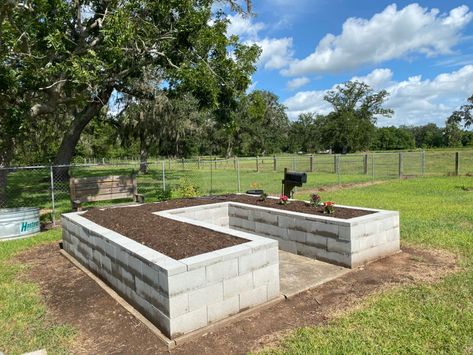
[53,91,111,181]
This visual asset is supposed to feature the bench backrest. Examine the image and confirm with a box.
[69,175,137,203]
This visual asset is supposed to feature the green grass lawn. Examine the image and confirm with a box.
[1,176,472,353]
[0,230,75,354]
[262,176,473,354]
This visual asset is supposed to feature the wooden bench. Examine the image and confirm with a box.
[69,174,144,211]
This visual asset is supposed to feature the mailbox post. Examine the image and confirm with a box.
[282,168,307,198]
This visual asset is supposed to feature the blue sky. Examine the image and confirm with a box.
[225,1,473,126]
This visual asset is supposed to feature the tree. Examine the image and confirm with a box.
[448,95,473,128]
[319,81,393,153]
[444,122,463,148]
[288,113,321,153]
[372,126,415,150]
[1,0,259,175]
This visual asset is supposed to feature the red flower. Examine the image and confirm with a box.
[324,201,334,206]
[279,194,289,201]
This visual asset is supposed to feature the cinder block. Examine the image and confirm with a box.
[313,221,339,238]
[141,261,160,289]
[260,211,278,225]
[239,285,267,310]
[135,277,168,311]
[338,225,351,241]
[315,248,350,267]
[295,242,320,259]
[253,264,279,287]
[121,266,135,289]
[327,238,351,254]
[287,229,306,243]
[223,272,253,298]
[168,292,190,318]
[238,249,268,274]
[267,225,288,239]
[127,254,143,276]
[101,254,112,273]
[188,282,223,311]
[278,215,295,229]
[170,307,208,337]
[167,268,206,296]
[305,233,328,249]
[207,295,239,323]
[181,252,222,271]
[206,259,238,283]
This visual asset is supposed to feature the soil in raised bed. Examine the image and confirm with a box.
[83,194,375,260]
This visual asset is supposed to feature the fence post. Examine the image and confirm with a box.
[333,155,338,174]
[363,154,368,175]
[371,153,375,182]
[198,156,201,169]
[210,158,213,195]
[272,155,276,171]
[421,150,425,177]
[233,156,236,170]
[214,157,217,170]
[336,155,341,185]
[49,166,56,227]
[309,155,314,172]
[398,152,403,179]
[256,156,259,172]
[455,152,460,176]
[237,158,241,193]
[181,158,185,170]
[161,161,166,191]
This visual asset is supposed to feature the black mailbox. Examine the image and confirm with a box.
[282,168,307,197]
[284,171,307,184]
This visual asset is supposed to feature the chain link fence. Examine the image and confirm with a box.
[1,150,472,226]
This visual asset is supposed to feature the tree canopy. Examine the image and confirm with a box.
[0,0,260,169]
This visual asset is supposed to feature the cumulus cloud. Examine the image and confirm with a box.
[226,14,265,41]
[226,15,294,71]
[283,4,473,76]
[256,37,294,69]
[284,65,473,126]
[287,77,310,90]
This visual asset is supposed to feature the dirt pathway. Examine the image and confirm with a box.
[16,243,458,354]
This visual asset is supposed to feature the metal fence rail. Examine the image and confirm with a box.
[1,150,472,226]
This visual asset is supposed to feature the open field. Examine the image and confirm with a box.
[0,176,472,353]
[2,150,473,223]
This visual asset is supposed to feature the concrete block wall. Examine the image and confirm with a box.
[62,211,279,339]
[227,202,400,268]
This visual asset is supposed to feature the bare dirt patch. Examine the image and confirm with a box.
[82,195,373,259]
[15,242,458,355]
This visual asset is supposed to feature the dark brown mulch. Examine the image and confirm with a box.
[82,195,375,260]
[227,194,375,219]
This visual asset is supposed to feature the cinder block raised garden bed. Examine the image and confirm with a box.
[61,210,279,339]
[61,194,400,338]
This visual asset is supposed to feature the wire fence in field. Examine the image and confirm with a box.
[0,150,472,225]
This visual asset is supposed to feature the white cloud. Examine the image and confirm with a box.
[256,37,294,70]
[283,4,473,76]
[226,15,294,71]
[284,65,473,126]
[226,14,265,41]
[287,77,310,90]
